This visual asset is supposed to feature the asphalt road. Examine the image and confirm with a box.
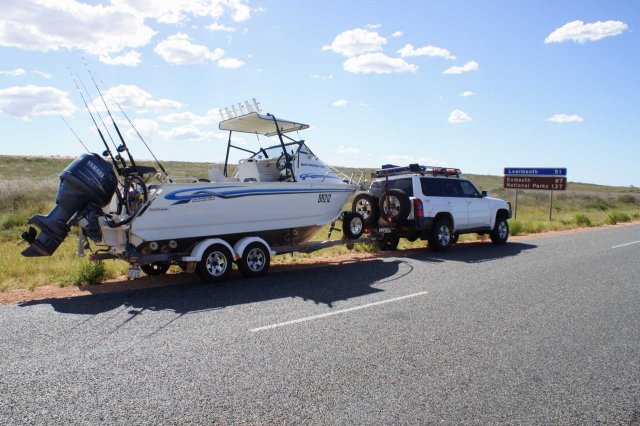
[1,225,639,424]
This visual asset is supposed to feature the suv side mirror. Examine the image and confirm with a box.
[481,190,488,197]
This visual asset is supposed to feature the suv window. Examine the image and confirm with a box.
[421,177,462,197]
[371,178,414,196]
[459,180,480,197]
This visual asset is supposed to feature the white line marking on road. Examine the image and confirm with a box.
[250,291,429,333]
[612,240,640,249]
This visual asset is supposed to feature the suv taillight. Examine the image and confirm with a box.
[413,198,424,218]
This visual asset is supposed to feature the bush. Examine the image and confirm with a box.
[574,213,592,227]
[617,194,637,204]
[585,198,615,211]
[606,211,631,225]
[68,261,107,286]
[1,213,29,230]
[509,220,524,236]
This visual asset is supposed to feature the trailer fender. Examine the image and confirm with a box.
[233,237,274,260]
[182,238,235,262]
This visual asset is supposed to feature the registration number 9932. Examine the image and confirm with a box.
[318,193,332,203]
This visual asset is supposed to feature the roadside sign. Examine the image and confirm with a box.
[504,168,567,176]
[504,176,567,191]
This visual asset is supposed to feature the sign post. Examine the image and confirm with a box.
[504,168,567,221]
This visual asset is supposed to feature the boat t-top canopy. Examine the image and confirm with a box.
[219,112,309,137]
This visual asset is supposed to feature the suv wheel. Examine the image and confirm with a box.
[429,218,453,252]
[490,214,509,244]
[352,194,379,227]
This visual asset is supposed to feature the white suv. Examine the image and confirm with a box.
[352,164,512,251]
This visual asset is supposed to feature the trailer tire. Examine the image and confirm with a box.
[140,262,170,276]
[238,242,270,278]
[379,189,410,222]
[352,194,379,227]
[196,244,233,283]
[343,212,365,239]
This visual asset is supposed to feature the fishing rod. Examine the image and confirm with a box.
[61,117,90,153]
[74,70,127,170]
[92,71,169,178]
[86,68,137,167]
[68,71,123,175]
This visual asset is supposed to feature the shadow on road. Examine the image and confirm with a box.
[407,241,537,264]
[19,259,413,316]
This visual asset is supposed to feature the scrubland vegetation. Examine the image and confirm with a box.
[1,156,638,291]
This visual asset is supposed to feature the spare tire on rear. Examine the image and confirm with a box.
[352,193,379,227]
[379,189,410,222]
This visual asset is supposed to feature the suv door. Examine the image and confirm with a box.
[459,180,491,228]
[421,178,468,230]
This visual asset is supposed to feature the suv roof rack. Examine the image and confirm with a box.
[373,163,462,178]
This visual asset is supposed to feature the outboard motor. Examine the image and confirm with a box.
[21,153,117,257]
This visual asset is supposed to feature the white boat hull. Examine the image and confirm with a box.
[128,181,355,246]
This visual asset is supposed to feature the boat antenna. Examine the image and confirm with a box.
[84,62,137,167]
[61,117,90,153]
[93,73,169,178]
[68,70,123,175]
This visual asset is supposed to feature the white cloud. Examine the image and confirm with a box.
[310,74,334,80]
[547,114,583,123]
[448,109,472,123]
[545,20,629,44]
[0,0,155,58]
[99,50,142,67]
[0,68,26,76]
[0,85,76,120]
[158,109,220,125]
[337,145,361,154]
[217,57,245,69]
[391,31,403,38]
[112,0,251,24]
[97,85,183,113]
[160,124,219,141]
[443,61,479,75]
[343,53,418,74]
[33,70,52,79]
[154,33,224,65]
[397,44,455,60]
[333,99,348,107]
[206,22,236,32]
[364,23,382,30]
[418,157,449,167]
[123,118,161,141]
[322,28,387,57]
[460,91,475,97]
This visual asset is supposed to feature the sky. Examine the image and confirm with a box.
[0,0,638,186]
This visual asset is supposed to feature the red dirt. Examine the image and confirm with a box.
[2,221,638,305]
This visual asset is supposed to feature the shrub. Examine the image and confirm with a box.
[509,220,524,236]
[617,194,637,204]
[606,211,631,225]
[1,213,29,230]
[585,198,615,211]
[574,213,592,227]
[68,261,107,286]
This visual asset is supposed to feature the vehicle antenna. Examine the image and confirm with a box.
[68,70,123,175]
[93,73,169,178]
[61,117,90,153]
[84,62,137,167]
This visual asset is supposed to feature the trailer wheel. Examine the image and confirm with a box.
[343,212,365,239]
[196,244,233,283]
[140,262,170,276]
[238,242,271,278]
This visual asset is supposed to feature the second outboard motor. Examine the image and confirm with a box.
[21,153,117,257]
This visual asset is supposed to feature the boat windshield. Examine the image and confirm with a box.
[251,141,314,159]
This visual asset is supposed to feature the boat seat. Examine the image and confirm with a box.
[208,166,238,182]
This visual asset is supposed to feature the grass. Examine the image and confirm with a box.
[1,154,639,291]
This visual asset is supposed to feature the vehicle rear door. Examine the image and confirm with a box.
[459,180,491,228]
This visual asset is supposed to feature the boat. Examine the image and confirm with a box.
[21,102,363,281]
